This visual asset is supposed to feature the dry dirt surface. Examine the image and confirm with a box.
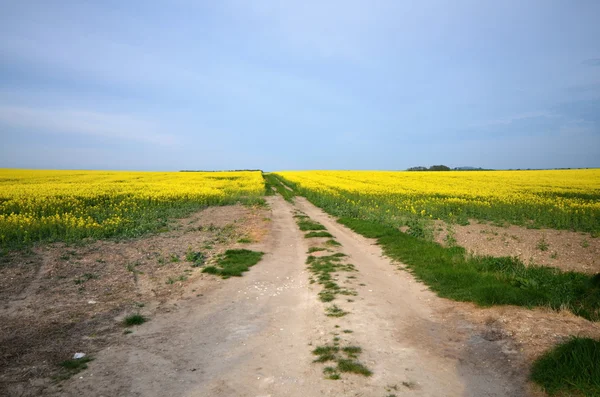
[0,203,269,396]
[434,220,600,274]
[23,195,542,397]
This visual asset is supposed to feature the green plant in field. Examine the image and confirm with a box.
[308,247,327,253]
[296,218,327,231]
[185,249,205,267]
[536,236,549,251]
[581,238,590,248]
[123,314,147,326]
[169,253,180,263]
[73,273,99,284]
[56,356,94,380]
[237,237,253,243]
[530,337,600,396]
[305,231,334,238]
[202,249,264,278]
[312,341,372,379]
[325,239,341,246]
[325,304,348,317]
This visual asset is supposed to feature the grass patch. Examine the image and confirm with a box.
[263,173,295,202]
[297,218,327,231]
[338,217,600,321]
[312,342,371,379]
[123,314,147,326]
[56,356,93,380]
[202,249,264,278]
[325,304,348,317]
[307,254,356,304]
[306,231,334,238]
[237,237,253,243]
[530,337,600,396]
[325,239,341,246]
[308,246,327,253]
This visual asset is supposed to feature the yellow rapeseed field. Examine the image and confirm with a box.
[0,169,264,247]
[276,170,600,233]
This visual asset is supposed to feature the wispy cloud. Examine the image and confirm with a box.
[0,106,175,145]
[582,58,600,66]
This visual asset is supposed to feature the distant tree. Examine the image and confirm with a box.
[428,165,451,171]
[407,166,428,171]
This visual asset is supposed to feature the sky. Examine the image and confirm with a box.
[1,0,599,171]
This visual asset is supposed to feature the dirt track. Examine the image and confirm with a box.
[57,196,527,396]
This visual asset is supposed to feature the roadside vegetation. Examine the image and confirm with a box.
[530,337,600,396]
[338,217,600,321]
[202,249,264,278]
[263,173,295,202]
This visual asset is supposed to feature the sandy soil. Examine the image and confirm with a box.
[40,196,532,397]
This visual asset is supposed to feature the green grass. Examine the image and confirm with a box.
[306,254,356,304]
[297,218,327,231]
[263,173,295,202]
[56,356,94,380]
[123,313,147,326]
[308,247,327,253]
[312,342,372,378]
[305,231,334,238]
[325,304,348,317]
[530,337,600,396]
[337,217,600,321]
[325,239,341,246]
[202,249,264,278]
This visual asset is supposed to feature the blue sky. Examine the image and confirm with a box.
[1,0,599,171]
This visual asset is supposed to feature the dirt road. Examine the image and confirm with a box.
[59,196,527,396]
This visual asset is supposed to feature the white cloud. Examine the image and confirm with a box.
[0,106,175,145]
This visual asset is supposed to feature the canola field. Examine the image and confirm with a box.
[275,170,600,233]
[0,169,264,248]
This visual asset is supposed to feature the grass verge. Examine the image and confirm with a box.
[263,173,295,202]
[530,337,600,396]
[338,217,600,321]
[202,249,264,278]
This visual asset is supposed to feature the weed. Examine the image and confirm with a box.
[306,231,334,238]
[343,329,353,333]
[56,356,93,380]
[237,237,253,243]
[308,247,326,253]
[325,239,341,246]
[325,305,348,317]
[537,236,549,251]
[530,337,600,396]
[185,250,206,267]
[550,251,558,259]
[581,239,590,248]
[202,249,264,278]
[123,314,147,326]
[169,253,180,263]
[297,218,327,231]
[337,359,372,376]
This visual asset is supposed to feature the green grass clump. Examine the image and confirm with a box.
[338,217,600,321]
[325,239,341,246]
[312,342,371,379]
[123,314,147,326]
[56,356,94,380]
[305,231,334,238]
[530,337,600,396]
[325,304,348,317]
[297,218,327,231]
[307,254,356,304]
[202,249,264,278]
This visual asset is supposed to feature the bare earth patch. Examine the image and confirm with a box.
[435,220,600,274]
[0,203,269,396]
